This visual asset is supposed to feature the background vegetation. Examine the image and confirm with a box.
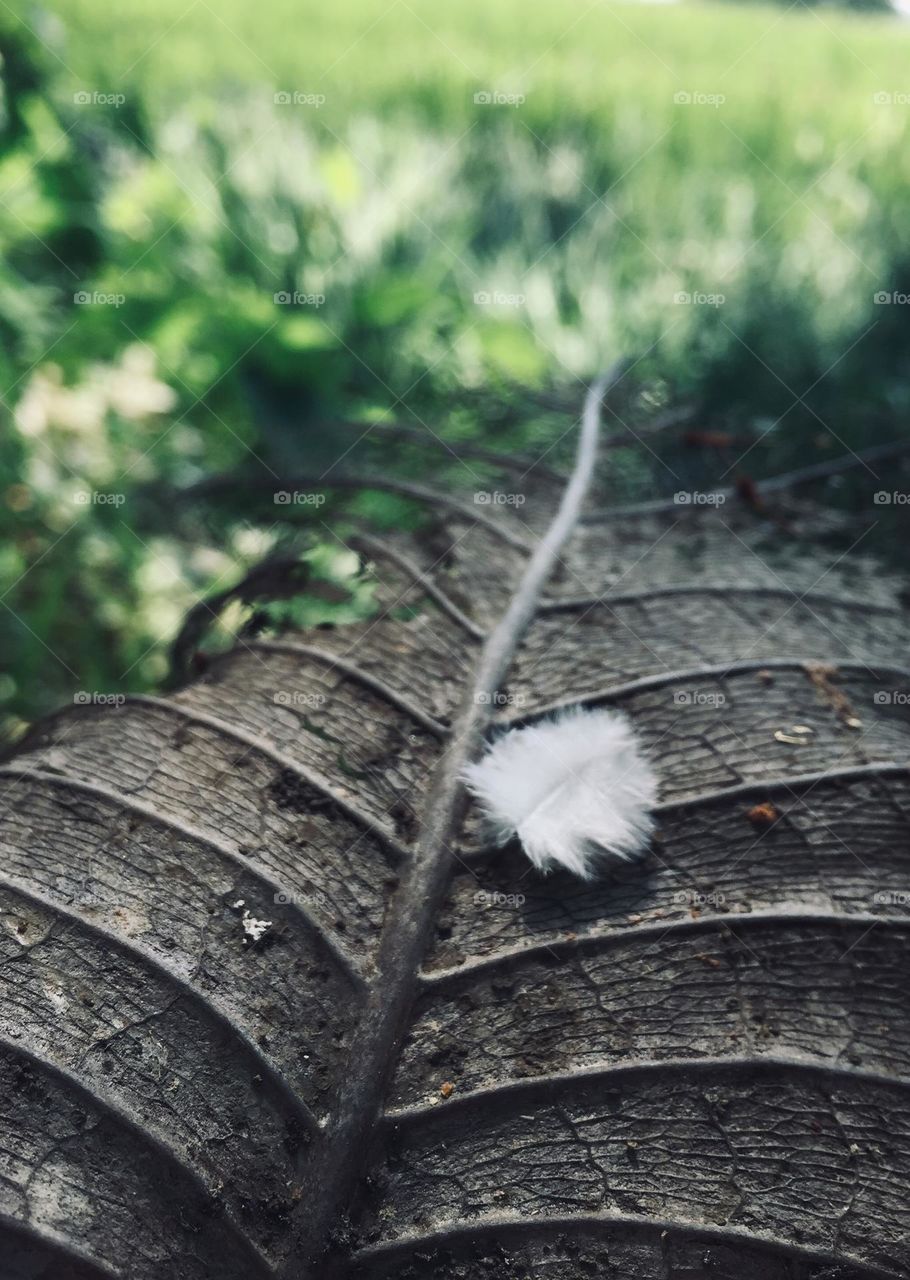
[2,0,910,741]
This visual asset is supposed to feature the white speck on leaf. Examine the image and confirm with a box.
[241,910,272,945]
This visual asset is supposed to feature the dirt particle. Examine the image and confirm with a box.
[241,910,273,948]
[747,801,780,827]
[774,724,814,745]
[804,661,863,729]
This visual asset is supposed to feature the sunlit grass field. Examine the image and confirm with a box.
[2,0,910,733]
[60,0,907,108]
[42,0,910,394]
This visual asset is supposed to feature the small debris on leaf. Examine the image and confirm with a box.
[748,801,780,828]
[774,724,814,745]
[803,662,862,729]
[241,910,273,946]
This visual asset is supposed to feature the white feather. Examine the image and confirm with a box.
[462,706,657,879]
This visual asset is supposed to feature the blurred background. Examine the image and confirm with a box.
[2,0,910,743]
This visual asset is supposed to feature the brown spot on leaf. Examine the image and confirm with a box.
[803,661,863,729]
[748,801,780,827]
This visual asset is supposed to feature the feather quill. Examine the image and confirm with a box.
[463,706,657,879]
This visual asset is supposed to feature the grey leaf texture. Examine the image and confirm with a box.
[1,370,909,1280]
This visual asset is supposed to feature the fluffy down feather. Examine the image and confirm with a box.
[463,706,657,879]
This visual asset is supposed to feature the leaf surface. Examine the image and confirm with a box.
[2,374,910,1280]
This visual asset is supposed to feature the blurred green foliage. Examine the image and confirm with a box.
[1,0,910,740]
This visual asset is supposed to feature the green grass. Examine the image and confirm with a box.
[57,0,907,106]
[44,0,910,387]
[2,0,910,736]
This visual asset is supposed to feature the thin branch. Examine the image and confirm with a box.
[582,437,910,522]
